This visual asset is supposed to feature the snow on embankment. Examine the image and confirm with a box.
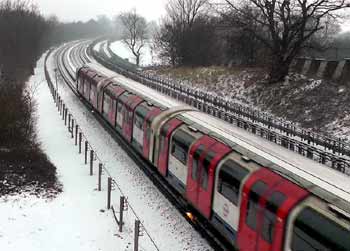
[146,66,350,141]
[0,54,118,251]
[110,40,160,66]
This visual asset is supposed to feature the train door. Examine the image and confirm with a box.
[102,92,111,120]
[237,168,282,251]
[108,86,125,127]
[83,76,90,100]
[115,93,129,135]
[167,126,202,194]
[143,107,162,160]
[156,118,183,176]
[198,141,231,218]
[237,168,308,251]
[123,96,143,143]
[186,135,216,210]
[256,179,308,251]
[90,76,102,108]
[97,80,112,113]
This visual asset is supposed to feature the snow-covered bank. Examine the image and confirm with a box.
[110,40,159,66]
[0,54,118,250]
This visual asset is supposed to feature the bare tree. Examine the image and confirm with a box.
[223,0,350,83]
[166,0,208,27]
[119,9,148,66]
[154,0,216,66]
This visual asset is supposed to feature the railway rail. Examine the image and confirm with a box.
[53,41,231,251]
[90,39,350,176]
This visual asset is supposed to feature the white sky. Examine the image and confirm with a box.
[32,0,167,22]
[32,0,350,32]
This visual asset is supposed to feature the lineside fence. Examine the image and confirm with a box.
[87,40,350,176]
[44,50,160,251]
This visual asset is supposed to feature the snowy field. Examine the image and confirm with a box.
[110,40,160,66]
[0,51,212,251]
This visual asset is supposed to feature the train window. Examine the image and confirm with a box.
[246,181,268,230]
[134,114,143,130]
[291,207,350,251]
[261,192,286,243]
[192,144,205,181]
[146,121,151,141]
[84,81,89,96]
[90,85,96,102]
[171,130,195,165]
[134,105,149,130]
[116,102,124,127]
[218,160,249,206]
[103,93,111,117]
[201,151,216,190]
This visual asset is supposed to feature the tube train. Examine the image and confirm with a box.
[76,63,350,251]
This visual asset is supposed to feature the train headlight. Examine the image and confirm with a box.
[186,212,195,222]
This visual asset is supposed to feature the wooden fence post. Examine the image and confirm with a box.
[62,104,65,120]
[75,125,78,145]
[64,109,68,126]
[71,119,74,138]
[119,196,125,232]
[90,150,94,176]
[107,177,112,209]
[79,132,82,154]
[85,141,88,164]
[68,114,71,131]
[98,163,102,191]
[134,220,140,251]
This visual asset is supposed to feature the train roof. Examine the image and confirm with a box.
[85,63,194,111]
[83,63,350,212]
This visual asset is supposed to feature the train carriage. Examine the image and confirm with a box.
[76,63,350,251]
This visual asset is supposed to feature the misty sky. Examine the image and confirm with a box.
[33,0,167,22]
[32,0,350,32]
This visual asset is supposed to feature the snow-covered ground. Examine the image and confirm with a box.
[0,54,118,251]
[93,41,103,53]
[0,51,212,251]
[110,40,160,66]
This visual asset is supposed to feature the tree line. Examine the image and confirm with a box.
[0,0,109,151]
[117,0,349,84]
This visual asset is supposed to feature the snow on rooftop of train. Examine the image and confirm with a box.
[85,62,350,208]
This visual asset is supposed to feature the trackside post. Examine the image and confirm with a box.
[134,220,141,251]
[85,140,88,164]
[98,163,102,191]
[90,150,94,176]
[68,114,71,131]
[62,103,65,120]
[64,108,68,125]
[119,196,125,232]
[79,132,82,154]
[71,119,74,138]
[107,177,112,209]
[75,125,78,145]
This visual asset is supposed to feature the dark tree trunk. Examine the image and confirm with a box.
[136,55,140,66]
[268,57,291,84]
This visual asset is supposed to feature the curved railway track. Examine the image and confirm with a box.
[52,41,231,251]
